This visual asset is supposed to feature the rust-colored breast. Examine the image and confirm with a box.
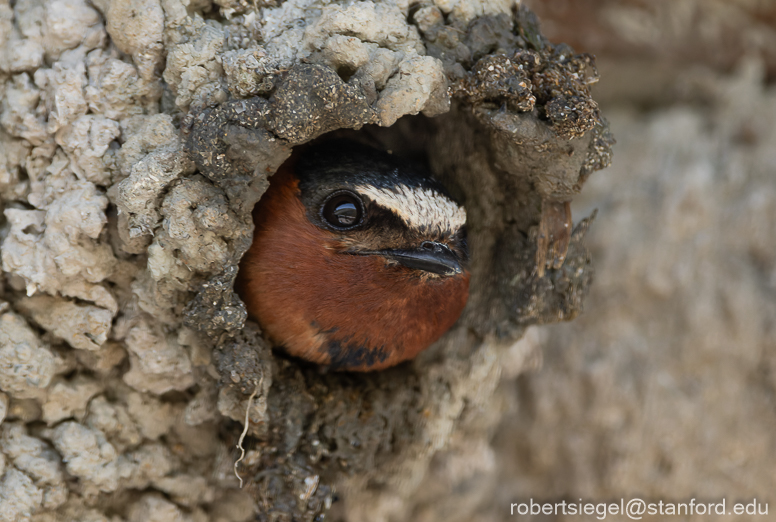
[236,164,470,371]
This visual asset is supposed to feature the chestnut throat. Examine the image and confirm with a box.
[237,167,470,371]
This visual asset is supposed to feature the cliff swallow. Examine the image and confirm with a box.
[236,140,470,371]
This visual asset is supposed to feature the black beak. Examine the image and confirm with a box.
[381,241,463,276]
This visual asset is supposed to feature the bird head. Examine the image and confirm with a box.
[294,140,469,279]
[237,140,470,371]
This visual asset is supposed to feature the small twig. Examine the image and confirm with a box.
[234,375,262,488]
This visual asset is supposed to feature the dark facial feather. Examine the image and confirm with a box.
[295,140,468,264]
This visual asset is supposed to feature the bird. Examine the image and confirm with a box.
[236,139,470,371]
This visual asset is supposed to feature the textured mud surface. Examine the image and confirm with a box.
[0,1,610,521]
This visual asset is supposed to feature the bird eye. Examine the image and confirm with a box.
[321,190,365,230]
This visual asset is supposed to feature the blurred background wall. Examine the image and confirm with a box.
[480,1,776,520]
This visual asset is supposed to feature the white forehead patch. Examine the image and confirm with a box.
[354,183,467,234]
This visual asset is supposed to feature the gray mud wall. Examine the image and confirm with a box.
[485,2,776,522]
[0,0,613,521]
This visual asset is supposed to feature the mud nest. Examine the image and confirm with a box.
[0,1,612,521]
